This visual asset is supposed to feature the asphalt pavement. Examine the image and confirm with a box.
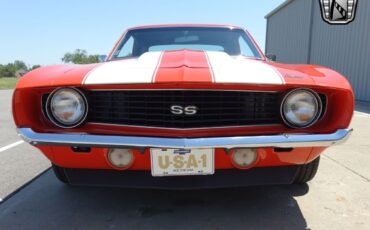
[0,90,50,201]
[0,89,369,229]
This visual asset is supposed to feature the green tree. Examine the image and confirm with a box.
[0,61,42,77]
[30,65,41,70]
[0,63,17,77]
[13,60,27,71]
[62,49,99,64]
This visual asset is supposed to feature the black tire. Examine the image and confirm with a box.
[52,164,70,184]
[294,157,320,184]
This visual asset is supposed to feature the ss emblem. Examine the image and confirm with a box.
[170,105,198,115]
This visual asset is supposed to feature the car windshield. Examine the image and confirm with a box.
[110,27,262,60]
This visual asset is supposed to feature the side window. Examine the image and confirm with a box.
[116,36,134,58]
[239,36,254,57]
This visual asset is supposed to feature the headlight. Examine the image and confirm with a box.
[281,89,322,128]
[46,88,88,128]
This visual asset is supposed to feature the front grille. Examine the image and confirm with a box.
[87,90,281,129]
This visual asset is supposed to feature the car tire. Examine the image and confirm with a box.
[294,157,320,184]
[52,164,70,184]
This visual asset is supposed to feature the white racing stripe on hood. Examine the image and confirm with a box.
[84,52,163,84]
[206,51,284,85]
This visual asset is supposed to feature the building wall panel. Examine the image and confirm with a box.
[266,0,370,101]
[266,0,312,63]
[309,0,370,101]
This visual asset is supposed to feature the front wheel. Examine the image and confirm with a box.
[294,157,320,184]
[52,164,69,184]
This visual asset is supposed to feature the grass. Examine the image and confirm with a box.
[0,77,18,89]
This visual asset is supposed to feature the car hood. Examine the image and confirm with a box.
[84,50,284,85]
[17,50,351,90]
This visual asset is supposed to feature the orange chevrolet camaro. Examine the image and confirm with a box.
[13,24,354,188]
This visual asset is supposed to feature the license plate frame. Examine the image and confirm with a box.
[150,148,214,177]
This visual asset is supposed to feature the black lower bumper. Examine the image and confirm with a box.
[63,166,300,189]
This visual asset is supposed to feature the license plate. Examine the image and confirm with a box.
[150,148,214,177]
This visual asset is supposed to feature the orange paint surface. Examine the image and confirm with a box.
[38,145,323,170]
[13,25,354,170]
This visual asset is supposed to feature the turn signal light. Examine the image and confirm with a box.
[231,148,257,169]
[107,148,134,170]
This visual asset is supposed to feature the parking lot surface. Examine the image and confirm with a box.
[0,89,369,229]
[0,90,50,200]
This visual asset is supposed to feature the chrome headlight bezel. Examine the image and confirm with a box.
[280,88,323,128]
[45,87,88,128]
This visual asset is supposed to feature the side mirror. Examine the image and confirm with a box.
[98,55,107,63]
[266,53,277,61]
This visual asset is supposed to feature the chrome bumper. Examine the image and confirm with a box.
[18,128,353,149]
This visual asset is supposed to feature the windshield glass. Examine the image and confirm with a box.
[110,27,262,60]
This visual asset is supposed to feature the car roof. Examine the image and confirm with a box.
[127,24,245,31]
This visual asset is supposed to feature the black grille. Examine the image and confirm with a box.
[87,90,281,129]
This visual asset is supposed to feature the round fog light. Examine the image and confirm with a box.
[107,149,134,170]
[231,148,257,169]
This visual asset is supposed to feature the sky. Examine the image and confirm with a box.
[0,0,284,66]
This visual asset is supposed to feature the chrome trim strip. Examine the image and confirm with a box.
[87,122,281,131]
[18,128,353,149]
[87,88,280,93]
